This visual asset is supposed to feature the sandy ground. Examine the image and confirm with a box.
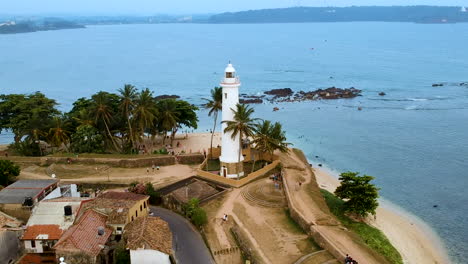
[314,167,450,264]
[203,180,327,264]
[18,163,197,187]
[162,132,221,154]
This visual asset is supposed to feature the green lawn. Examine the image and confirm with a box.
[320,189,403,264]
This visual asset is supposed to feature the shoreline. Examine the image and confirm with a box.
[313,164,450,264]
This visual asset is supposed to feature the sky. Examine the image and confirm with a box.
[0,0,466,15]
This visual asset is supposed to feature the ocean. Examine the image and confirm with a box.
[1,22,467,263]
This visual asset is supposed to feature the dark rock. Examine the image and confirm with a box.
[432,83,444,87]
[433,205,438,208]
[318,164,323,167]
[239,98,263,104]
[155,94,181,100]
[273,107,279,111]
[379,92,386,96]
[264,88,293,97]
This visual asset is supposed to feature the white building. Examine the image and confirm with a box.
[219,63,245,178]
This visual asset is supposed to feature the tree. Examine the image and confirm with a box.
[70,125,105,153]
[156,99,179,144]
[133,88,157,143]
[182,198,207,227]
[0,160,20,186]
[334,171,380,218]
[251,120,289,172]
[222,104,259,179]
[0,92,59,143]
[203,87,223,164]
[90,92,120,151]
[172,100,198,144]
[118,84,138,151]
[48,116,71,150]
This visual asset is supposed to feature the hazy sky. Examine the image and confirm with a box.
[1,0,466,15]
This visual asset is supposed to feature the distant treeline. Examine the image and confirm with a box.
[0,18,84,34]
[206,6,468,24]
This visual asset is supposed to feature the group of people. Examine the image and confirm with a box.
[345,254,358,264]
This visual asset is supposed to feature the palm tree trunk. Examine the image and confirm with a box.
[251,149,256,173]
[127,114,134,150]
[104,119,120,151]
[238,134,242,180]
[207,111,218,171]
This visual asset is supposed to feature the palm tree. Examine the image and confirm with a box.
[90,92,120,151]
[118,84,138,149]
[251,120,290,172]
[156,99,179,145]
[203,87,223,164]
[222,104,260,179]
[48,116,71,151]
[133,88,157,143]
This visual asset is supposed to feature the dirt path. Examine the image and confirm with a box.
[280,150,386,264]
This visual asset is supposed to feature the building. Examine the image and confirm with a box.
[54,210,113,264]
[43,184,81,200]
[0,179,58,220]
[124,216,173,264]
[219,63,244,178]
[78,191,150,235]
[21,197,86,257]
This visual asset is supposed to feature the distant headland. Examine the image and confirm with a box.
[0,18,85,34]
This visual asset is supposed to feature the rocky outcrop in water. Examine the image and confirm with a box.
[155,94,181,100]
[239,87,361,104]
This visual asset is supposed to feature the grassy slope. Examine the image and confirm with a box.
[320,189,403,264]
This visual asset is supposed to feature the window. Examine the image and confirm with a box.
[131,216,134,221]
[31,240,36,248]
[136,211,138,217]
[226,72,233,78]
[140,205,142,211]
[117,227,122,232]
[225,93,227,99]
[144,202,147,209]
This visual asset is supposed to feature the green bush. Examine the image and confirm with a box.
[145,183,162,205]
[0,160,20,186]
[182,198,208,227]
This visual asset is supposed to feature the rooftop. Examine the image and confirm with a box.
[54,210,112,257]
[26,199,85,229]
[22,225,63,240]
[99,191,149,201]
[124,216,172,255]
[0,179,58,204]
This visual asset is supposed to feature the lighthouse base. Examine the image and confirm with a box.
[220,161,244,179]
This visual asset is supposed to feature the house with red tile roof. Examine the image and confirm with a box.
[54,210,112,264]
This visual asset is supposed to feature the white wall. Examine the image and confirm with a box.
[130,249,171,264]
[24,240,44,253]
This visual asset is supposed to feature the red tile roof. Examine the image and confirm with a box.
[98,191,149,201]
[124,216,173,255]
[22,225,63,240]
[54,210,112,257]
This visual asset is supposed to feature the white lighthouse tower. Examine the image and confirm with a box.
[219,63,244,178]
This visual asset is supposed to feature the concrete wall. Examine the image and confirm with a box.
[197,160,280,188]
[0,205,31,222]
[41,156,176,168]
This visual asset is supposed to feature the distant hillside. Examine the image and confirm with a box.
[0,18,85,34]
[206,6,468,24]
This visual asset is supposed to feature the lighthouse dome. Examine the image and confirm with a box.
[225,63,236,73]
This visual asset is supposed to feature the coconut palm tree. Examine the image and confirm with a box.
[222,104,260,179]
[48,116,71,151]
[118,84,138,149]
[156,99,179,145]
[90,92,120,151]
[251,120,289,172]
[203,87,223,163]
[133,88,157,143]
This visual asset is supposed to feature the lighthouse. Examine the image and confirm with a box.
[219,63,244,178]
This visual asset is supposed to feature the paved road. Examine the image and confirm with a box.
[150,206,215,264]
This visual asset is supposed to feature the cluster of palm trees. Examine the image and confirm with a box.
[204,87,290,177]
[2,85,198,155]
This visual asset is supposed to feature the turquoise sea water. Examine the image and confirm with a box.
[1,23,467,263]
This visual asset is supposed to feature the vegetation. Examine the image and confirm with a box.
[0,86,198,156]
[182,198,208,227]
[203,86,223,168]
[113,241,131,264]
[222,104,259,179]
[0,160,20,186]
[128,182,161,205]
[321,189,403,264]
[335,171,380,218]
[250,120,289,172]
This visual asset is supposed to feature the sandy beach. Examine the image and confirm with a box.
[314,166,450,264]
